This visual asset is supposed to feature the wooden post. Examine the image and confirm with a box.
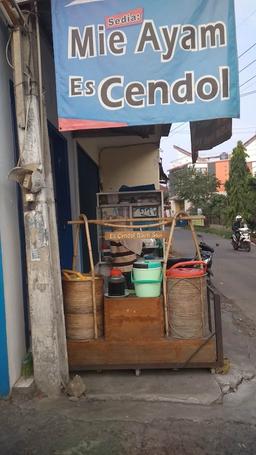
[11,24,69,396]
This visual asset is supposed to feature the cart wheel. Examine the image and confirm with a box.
[135,369,141,377]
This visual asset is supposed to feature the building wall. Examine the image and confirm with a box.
[100,144,159,192]
[0,20,26,394]
[170,199,185,215]
[76,138,100,165]
[215,160,230,192]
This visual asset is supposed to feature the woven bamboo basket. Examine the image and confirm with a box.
[167,262,209,339]
[62,270,104,340]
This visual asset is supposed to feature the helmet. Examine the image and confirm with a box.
[235,215,242,221]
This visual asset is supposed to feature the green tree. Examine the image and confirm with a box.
[225,141,250,223]
[170,166,219,209]
[247,175,256,229]
[203,193,228,224]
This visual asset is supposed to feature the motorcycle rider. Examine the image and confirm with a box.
[232,215,243,241]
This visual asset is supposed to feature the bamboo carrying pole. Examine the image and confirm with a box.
[72,224,80,271]
[69,220,172,229]
[68,216,204,226]
[162,216,176,337]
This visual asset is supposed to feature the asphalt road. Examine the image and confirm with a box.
[1,395,256,455]
[173,228,256,322]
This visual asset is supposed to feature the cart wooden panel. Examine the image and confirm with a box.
[67,337,217,370]
[104,296,164,341]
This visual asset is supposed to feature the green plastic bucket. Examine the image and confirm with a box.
[132,262,162,297]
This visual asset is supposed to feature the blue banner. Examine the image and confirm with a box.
[51,0,239,131]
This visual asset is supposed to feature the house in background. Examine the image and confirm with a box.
[168,135,256,214]
[244,135,256,176]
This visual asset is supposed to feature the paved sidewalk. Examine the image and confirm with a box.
[83,369,221,405]
[76,293,256,405]
[13,294,256,407]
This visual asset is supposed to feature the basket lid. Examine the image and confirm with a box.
[166,260,206,279]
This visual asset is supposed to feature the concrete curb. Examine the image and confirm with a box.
[86,391,222,405]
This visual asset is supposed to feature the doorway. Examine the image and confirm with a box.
[48,123,73,270]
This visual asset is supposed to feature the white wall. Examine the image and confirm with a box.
[0,20,26,388]
[76,138,100,165]
[100,144,159,192]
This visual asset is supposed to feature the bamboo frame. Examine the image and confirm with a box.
[80,214,98,339]
[70,214,98,339]
[68,215,204,226]
[162,217,176,337]
[188,219,202,260]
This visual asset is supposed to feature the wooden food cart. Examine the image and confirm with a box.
[64,213,223,371]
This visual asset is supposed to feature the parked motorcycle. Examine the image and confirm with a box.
[167,240,215,283]
[199,241,214,277]
[231,225,251,252]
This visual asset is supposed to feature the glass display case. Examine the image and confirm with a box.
[97,190,164,263]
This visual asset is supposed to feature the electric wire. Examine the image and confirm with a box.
[237,8,256,28]
[240,89,256,98]
[168,123,187,137]
[239,58,256,73]
[240,79,256,91]
[239,42,256,59]
[5,31,14,69]
[240,73,256,88]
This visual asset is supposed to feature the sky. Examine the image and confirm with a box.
[160,0,256,172]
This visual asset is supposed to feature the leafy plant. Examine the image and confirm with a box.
[225,141,251,223]
[202,193,228,225]
[169,166,220,209]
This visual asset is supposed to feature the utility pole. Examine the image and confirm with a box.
[9,10,69,396]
